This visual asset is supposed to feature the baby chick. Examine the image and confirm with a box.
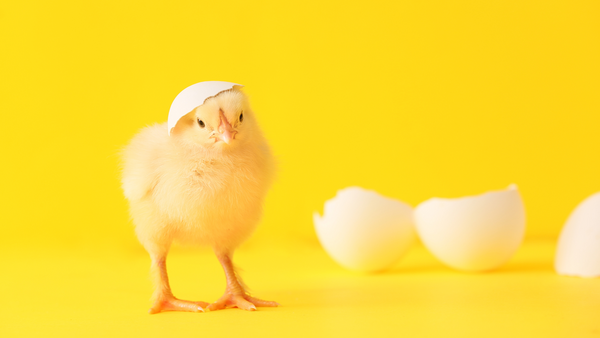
[121,87,277,313]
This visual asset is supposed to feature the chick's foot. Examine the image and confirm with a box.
[149,296,209,314]
[207,292,279,311]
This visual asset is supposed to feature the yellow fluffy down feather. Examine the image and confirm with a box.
[120,88,278,313]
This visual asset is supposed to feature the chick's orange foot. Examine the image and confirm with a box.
[207,292,279,311]
[149,297,209,314]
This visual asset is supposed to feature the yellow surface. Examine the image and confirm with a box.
[1,0,599,337]
[2,239,599,337]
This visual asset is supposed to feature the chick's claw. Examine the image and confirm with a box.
[208,293,279,312]
[245,295,279,308]
[149,297,209,314]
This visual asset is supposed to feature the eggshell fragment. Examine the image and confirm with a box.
[167,81,243,135]
[414,185,525,272]
[555,192,600,278]
[313,187,415,273]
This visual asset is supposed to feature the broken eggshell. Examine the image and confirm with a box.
[555,192,600,278]
[414,185,525,272]
[167,81,243,135]
[313,187,416,273]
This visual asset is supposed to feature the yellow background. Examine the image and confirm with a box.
[1,0,599,337]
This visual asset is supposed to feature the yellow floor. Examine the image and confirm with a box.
[2,238,598,337]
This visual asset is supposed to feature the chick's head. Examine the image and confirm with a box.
[172,89,257,150]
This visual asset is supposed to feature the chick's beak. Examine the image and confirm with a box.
[217,110,236,144]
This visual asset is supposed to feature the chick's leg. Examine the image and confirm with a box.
[148,254,209,314]
[207,252,279,311]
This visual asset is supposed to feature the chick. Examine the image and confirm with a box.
[121,88,277,313]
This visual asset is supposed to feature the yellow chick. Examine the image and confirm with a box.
[121,88,277,313]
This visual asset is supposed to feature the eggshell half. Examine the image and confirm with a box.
[555,192,600,278]
[313,187,415,273]
[414,185,526,272]
[167,81,243,135]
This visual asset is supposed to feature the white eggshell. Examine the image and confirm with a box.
[555,192,600,278]
[415,185,526,272]
[313,187,415,273]
[167,81,243,135]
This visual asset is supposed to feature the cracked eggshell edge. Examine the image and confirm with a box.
[167,81,243,135]
[414,184,526,272]
[313,187,416,273]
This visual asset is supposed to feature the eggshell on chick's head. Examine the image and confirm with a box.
[555,192,600,278]
[167,81,243,135]
[415,185,525,272]
[313,187,416,273]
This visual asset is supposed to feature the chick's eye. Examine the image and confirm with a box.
[239,113,244,123]
[198,119,205,128]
